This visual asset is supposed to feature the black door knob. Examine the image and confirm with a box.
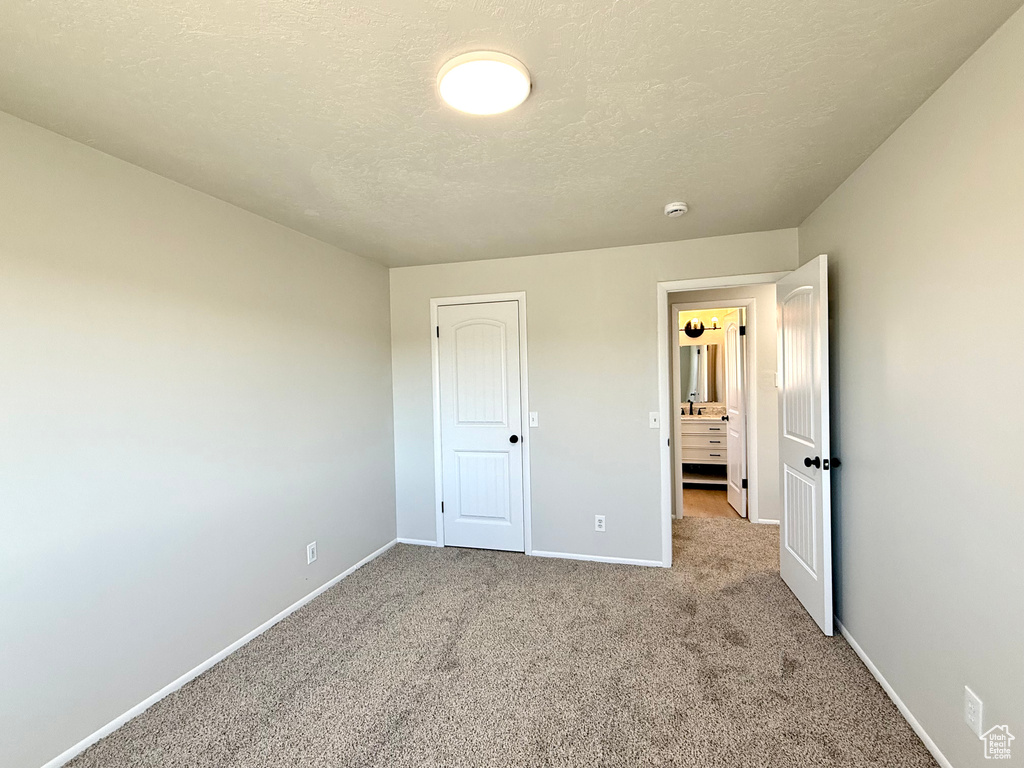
[509,435,519,444]
[804,456,821,469]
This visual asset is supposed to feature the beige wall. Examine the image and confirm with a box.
[390,230,798,559]
[669,284,781,523]
[0,113,397,768]
[798,7,1024,766]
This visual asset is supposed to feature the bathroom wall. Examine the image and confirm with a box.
[676,308,729,405]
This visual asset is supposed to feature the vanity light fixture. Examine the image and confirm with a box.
[437,51,531,115]
[682,316,720,338]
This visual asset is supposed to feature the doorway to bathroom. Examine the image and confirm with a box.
[663,281,783,528]
[672,303,748,520]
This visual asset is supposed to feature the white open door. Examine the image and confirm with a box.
[723,309,747,516]
[777,255,833,635]
[437,301,525,552]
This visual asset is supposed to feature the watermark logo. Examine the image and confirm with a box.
[981,725,1014,760]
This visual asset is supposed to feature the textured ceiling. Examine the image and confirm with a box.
[2,0,1021,266]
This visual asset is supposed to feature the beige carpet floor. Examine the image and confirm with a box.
[67,520,937,767]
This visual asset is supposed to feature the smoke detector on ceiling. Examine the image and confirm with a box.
[664,202,689,217]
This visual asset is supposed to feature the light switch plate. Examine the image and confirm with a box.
[529,412,538,427]
[649,412,660,428]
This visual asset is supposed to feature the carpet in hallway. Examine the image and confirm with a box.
[67,520,937,767]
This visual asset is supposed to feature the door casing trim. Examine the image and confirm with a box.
[430,292,532,553]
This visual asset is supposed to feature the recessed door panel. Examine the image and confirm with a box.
[455,451,511,522]
[454,321,508,426]
[781,288,816,447]
[783,466,816,576]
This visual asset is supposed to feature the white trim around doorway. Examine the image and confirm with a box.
[429,292,533,554]
[657,272,790,567]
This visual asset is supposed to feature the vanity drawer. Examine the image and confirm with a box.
[678,420,727,435]
[677,433,727,449]
[679,447,727,463]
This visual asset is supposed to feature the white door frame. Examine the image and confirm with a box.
[657,273,790,567]
[430,292,532,553]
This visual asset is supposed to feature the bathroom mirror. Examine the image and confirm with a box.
[679,344,722,404]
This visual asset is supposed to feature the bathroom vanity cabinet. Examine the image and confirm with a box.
[679,417,728,485]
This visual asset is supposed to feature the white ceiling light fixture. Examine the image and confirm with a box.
[437,51,531,115]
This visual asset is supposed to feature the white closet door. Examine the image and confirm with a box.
[777,255,833,635]
[724,309,747,516]
[438,301,525,552]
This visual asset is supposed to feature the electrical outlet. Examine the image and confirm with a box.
[306,541,317,565]
[649,412,660,428]
[964,686,983,737]
[595,515,606,532]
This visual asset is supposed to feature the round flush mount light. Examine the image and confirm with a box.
[437,51,531,115]
[664,202,689,217]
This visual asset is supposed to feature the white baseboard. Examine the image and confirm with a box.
[835,617,954,768]
[41,538,398,768]
[754,519,780,526]
[530,549,664,568]
[397,542,662,567]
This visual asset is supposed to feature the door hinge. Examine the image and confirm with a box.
[436,326,440,338]
[739,325,747,336]
[741,478,748,489]
[441,501,444,514]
